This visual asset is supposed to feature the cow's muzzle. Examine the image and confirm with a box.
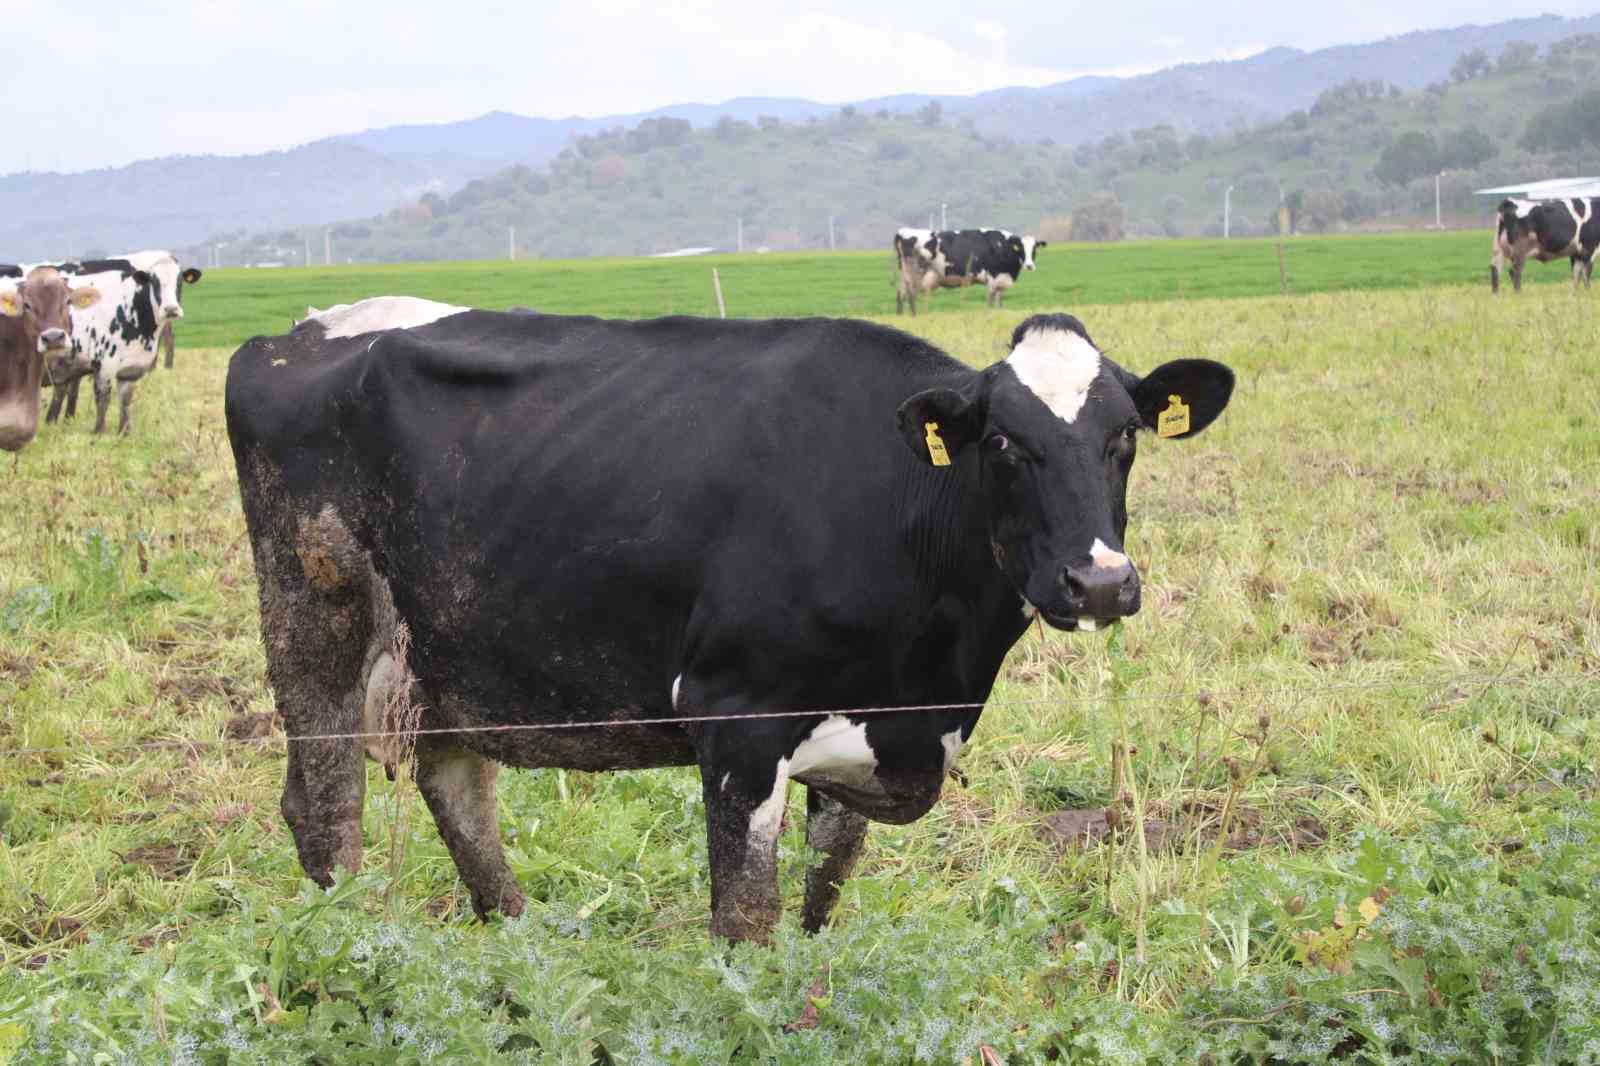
[37,328,68,353]
[162,304,184,320]
[1049,558,1141,630]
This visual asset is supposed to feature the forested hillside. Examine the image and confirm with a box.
[199,32,1600,264]
[8,12,1600,263]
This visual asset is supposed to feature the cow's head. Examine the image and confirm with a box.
[1016,235,1045,271]
[0,267,101,451]
[142,254,202,322]
[897,313,1233,630]
[1496,199,1541,252]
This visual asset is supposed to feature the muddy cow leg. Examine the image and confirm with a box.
[800,786,868,933]
[1511,261,1524,293]
[250,509,377,886]
[45,383,67,424]
[695,725,788,943]
[91,375,112,434]
[117,380,137,435]
[414,742,524,919]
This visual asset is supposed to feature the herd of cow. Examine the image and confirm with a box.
[0,208,1587,943]
[0,250,201,451]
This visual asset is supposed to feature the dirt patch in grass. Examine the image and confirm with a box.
[121,841,195,880]
[223,710,279,740]
[1039,803,1328,855]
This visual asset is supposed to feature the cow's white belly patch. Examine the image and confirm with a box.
[941,729,965,773]
[788,715,879,787]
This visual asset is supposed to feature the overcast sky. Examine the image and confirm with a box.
[6,0,1597,173]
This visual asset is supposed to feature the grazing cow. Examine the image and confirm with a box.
[122,250,202,370]
[41,260,166,435]
[893,228,1046,313]
[226,304,1233,942]
[0,266,102,451]
[1491,197,1600,292]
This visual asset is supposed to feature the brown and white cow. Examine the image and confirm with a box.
[0,266,101,451]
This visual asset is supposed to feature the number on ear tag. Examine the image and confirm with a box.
[1156,395,1190,438]
[924,422,952,466]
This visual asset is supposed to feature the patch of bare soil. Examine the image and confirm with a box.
[1039,801,1327,855]
[223,711,279,740]
[120,841,195,880]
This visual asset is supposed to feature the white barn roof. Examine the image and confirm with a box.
[1475,177,1600,199]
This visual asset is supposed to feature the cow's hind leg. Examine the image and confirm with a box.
[91,376,112,434]
[251,505,377,886]
[414,742,525,919]
[800,786,868,933]
[116,380,136,435]
[1512,262,1524,293]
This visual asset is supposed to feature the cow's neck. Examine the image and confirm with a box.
[896,456,1033,673]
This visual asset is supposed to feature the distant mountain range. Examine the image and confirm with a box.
[3,12,1599,261]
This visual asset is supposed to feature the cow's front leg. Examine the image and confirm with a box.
[698,744,788,943]
[800,786,867,933]
[45,383,66,424]
[1512,261,1524,293]
[415,742,524,920]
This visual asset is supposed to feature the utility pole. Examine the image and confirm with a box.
[324,230,331,266]
[305,235,312,268]
[828,215,835,251]
[509,226,516,260]
[1224,186,1234,239]
[941,202,948,229]
[1435,172,1444,229]
[736,217,743,254]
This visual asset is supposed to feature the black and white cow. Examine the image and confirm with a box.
[123,250,202,370]
[43,259,168,434]
[894,228,1046,313]
[226,302,1233,942]
[1490,197,1600,292]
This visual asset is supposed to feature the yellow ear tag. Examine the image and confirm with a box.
[924,422,952,466]
[1156,394,1190,438]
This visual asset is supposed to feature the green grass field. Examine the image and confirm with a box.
[2,265,1599,1062]
[177,229,1577,349]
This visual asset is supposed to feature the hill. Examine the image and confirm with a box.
[191,30,1600,263]
[8,13,1600,261]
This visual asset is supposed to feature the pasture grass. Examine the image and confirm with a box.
[1,282,1598,1062]
[177,228,1576,350]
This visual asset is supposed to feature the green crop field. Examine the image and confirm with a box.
[2,264,1599,1062]
[178,228,1576,350]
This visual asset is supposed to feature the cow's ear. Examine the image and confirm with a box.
[133,270,152,287]
[897,387,981,466]
[1035,240,1048,249]
[70,286,102,309]
[1127,359,1234,440]
[181,267,203,284]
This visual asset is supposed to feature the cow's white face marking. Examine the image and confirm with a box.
[747,758,790,850]
[1005,326,1102,424]
[788,715,879,787]
[1021,236,1039,270]
[124,251,186,321]
[941,729,965,773]
[1090,537,1129,570]
[314,296,470,339]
